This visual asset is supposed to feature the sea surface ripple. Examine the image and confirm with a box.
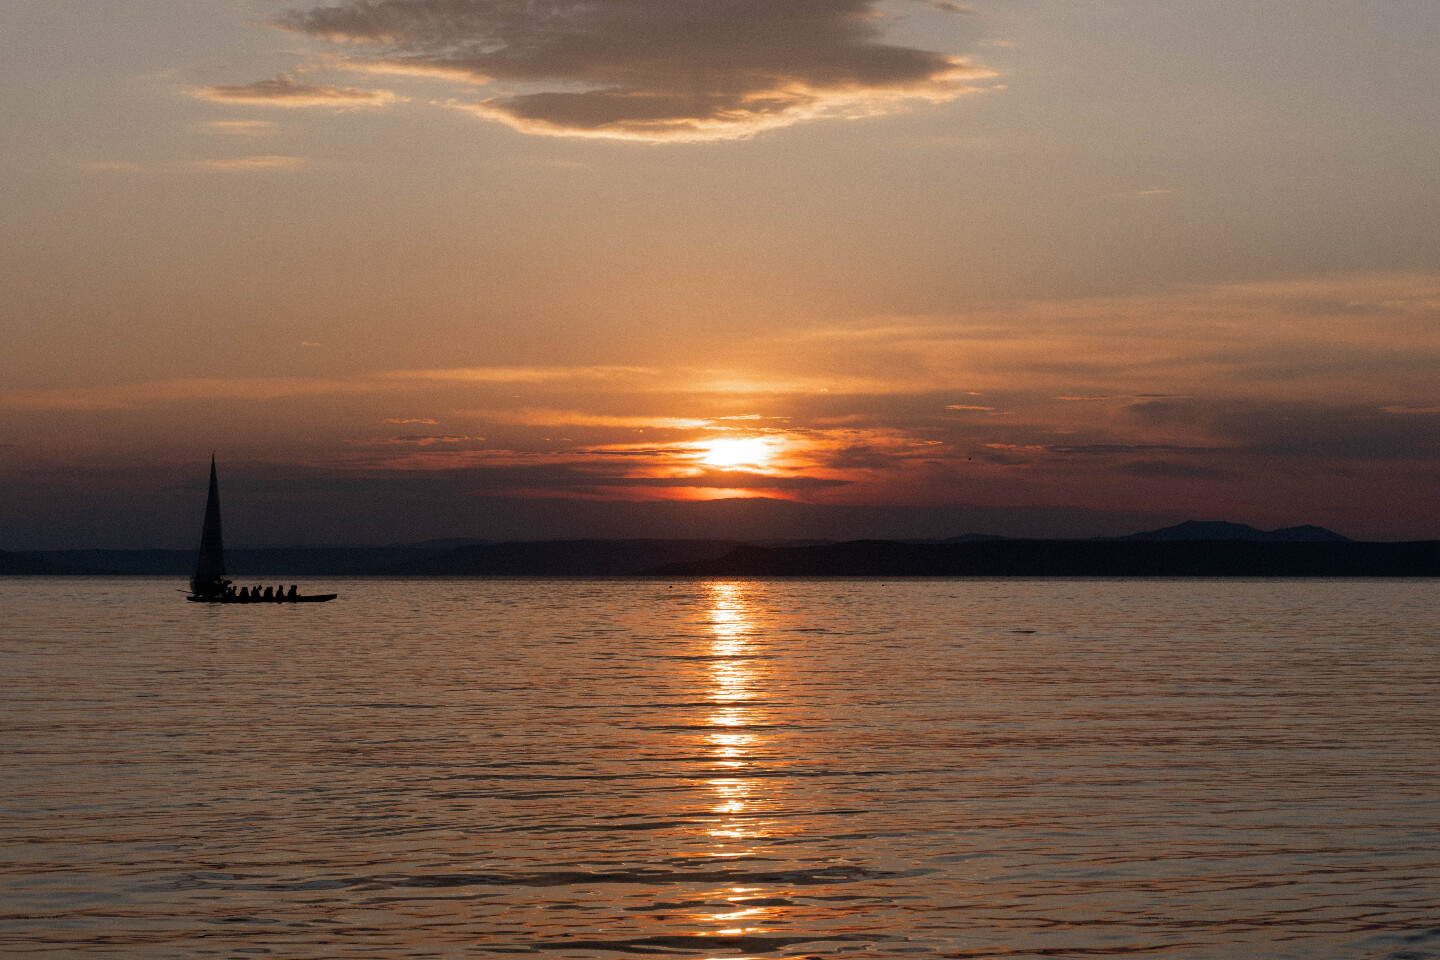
[1,577,1437,958]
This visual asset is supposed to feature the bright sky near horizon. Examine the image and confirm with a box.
[3,0,1439,546]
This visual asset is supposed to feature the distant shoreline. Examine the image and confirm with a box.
[4,537,1439,578]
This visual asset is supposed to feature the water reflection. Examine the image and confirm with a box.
[704,582,764,833]
[698,582,784,943]
[7,579,1435,957]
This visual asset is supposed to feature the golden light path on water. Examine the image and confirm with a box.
[701,582,782,946]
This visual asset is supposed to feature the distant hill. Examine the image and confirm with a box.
[651,539,1440,577]
[1111,520,1352,542]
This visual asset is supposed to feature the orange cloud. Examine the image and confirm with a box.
[459,408,710,430]
[204,120,275,134]
[386,365,654,384]
[192,155,307,171]
[363,435,482,445]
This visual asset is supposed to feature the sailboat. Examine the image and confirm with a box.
[186,456,337,603]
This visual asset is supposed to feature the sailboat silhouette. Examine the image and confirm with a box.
[186,457,337,603]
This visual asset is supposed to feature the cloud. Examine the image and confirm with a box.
[1056,394,1189,401]
[196,75,400,108]
[388,365,654,383]
[1044,443,1215,456]
[192,155,307,171]
[1115,460,1222,479]
[264,0,987,140]
[1382,404,1440,415]
[0,376,366,411]
[0,366,662,412]
[1128,399,1440,462]
[382,417,439,424]
[204,120,275,134]
[581,471,848,490]
[460,408,711,429]
[331,459,849,492]
[815,443,906,471]
[366,434,482,445]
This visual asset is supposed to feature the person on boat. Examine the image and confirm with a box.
[287,585,298,599]
[274,585,285,601]
[237,586,249,600]
[225,585,236,599]
[262,586,273,600]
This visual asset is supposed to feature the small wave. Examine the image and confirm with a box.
[501,931,890,954]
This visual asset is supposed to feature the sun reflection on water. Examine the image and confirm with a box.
[694,582,786,938]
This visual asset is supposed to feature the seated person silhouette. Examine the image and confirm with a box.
[263,586,273,600]
[287,585,298,599]
[237,586,249,600]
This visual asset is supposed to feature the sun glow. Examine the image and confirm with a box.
[697,436,777,469]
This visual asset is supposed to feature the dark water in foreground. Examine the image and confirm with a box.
[1,577,1437,959]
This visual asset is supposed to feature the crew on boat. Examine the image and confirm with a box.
[208,583,310,601]
[184,572,323,603]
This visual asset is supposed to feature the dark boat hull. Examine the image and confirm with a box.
[187,594,338,603]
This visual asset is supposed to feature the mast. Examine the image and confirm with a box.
[190,455,226,595]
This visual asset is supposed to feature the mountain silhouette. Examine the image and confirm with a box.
[1110,520,1352,542]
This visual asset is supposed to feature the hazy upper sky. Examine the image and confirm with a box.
[3,0,1439,546]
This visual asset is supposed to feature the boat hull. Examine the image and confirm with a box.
[187,594,338,604]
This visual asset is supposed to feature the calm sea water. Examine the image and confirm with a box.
[1,577,1437,959]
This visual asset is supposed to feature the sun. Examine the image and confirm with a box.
[698,437,777,469]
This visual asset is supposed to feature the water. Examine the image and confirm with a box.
[1,577,1437,959]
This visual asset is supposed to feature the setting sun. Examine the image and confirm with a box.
[698,437,777,469]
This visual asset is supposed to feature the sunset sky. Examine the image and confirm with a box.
[3,0,1439,547]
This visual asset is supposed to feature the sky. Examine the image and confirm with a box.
[3,0,1439,547]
